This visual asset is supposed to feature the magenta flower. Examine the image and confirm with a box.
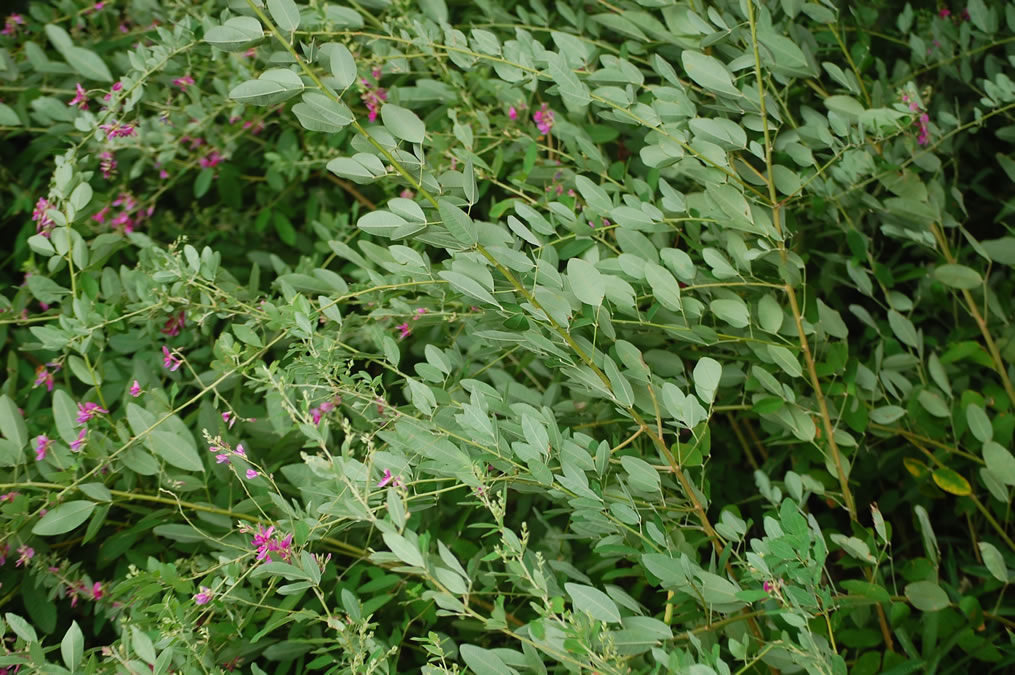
[309,399,339,426]
[250,525,293,562]
[91,582,103,600]
[162,345,182,371]
[129,380,142,397]
[33,365,54,392]
[0,492,18,503]
[396,322,411,339]
[32,197,54,237]
[70,428,87,452]
[245,469,258,479]
[173,74,195,90]
[99,151,116,179]
[533,103,555,135]
[98,121,136,139]
[34,435,51,461]
[0,14,25,36]
[92,206,110,224]
[161,310,185,336]
[508,106,518,121]
[68,83,89,110]
[15,545,34,567]
[76,401,109,424]
[413,307,427,321]
[198,150,224,169]
[377,468,402,488]
[234,443,246,456]
[215,453,229,464]
[194,586,213,605]
[939,8,951,18]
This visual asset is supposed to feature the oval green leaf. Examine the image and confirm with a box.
[33,500,97,536]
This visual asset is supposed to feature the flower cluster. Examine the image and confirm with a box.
[68,83,89,110]
[33,364,55,391]
[360,68,387,123]
[249,525,293,563]
[901,92,931,146]
[32,197,54,237]
[310,397,341,426]
[98,121,136,139]
[377,468,402,488]
[161,310,186,336]
[93,192,154,234]
[0,14,24,36]
[194,586,213,605]
[76,401,108,424]
[162,345,182,371]
[533,103,555,135]
[99,151,116,180]
[34,435,52,461]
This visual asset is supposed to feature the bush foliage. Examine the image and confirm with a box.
[2,0,1015,672]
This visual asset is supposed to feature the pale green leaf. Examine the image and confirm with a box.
[32,500,96,536]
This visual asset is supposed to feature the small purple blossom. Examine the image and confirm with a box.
[70,428,88,452]
[1,14,25,36]
[33,365,54,392]
[533,103,555,135]
[378,468,402,488]
[98,121,136,139]
[129,380,142,397]
[250,525,293,562]
[32,197,55,237]
[194,586,213,605]
[508,106,518,121]
[76,401,109,424]
[34,435,52,461]
[397,322,411,339]
[245,469,258,479]
[16,545,34,567]
[162,345,182,371]
[68,83,89,110]
[173,74,195,90]
[215,453,229,464]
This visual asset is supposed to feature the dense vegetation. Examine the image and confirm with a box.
[2,0,1015,672]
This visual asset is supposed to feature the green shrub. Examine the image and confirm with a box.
[1,0,1014,672]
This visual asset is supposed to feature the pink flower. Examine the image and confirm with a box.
[413,307,427,320]
[98,121,136,139]
[92,206,110,224]
[76,401,109,424]
[309,399,340,425]
[215,453,229,464]
[161,310,185,336]
[399,189,415,199]
[173,74,195,90]
[0,492,19,503]
[222,411,237,428]
[129,380,142,397]
[533,103,555,135]
[199,150,224,169]
[1,14,25,36]
[32,197,54,237]
[70,428,87,452]
[15,545,34,567]
[162,346,182,371]
[377,468,402,488]
[939,7,951,17]
[99,151,116,179]
[234,443,246,456]
[194,586,213,605]
[91,582,103,600]
[397,322,411,339]
[68,83,89,110]
[33,365,54,391]
[250,525,293,562]
[34,435,51,461]
[508,106,518,121]
[245,469,258,479]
